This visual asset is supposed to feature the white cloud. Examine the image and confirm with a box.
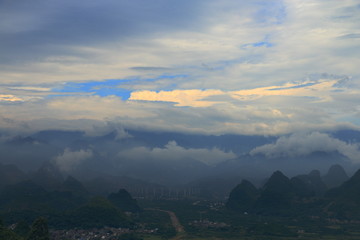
[8,86,51,92]
[250,132,360,163]
[0,94,23,102]
[54,148,93,172]
[118,141,236,166]
[0,91,359,136]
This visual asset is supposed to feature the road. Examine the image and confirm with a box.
[145,208,185,239]
[165,210,184,233]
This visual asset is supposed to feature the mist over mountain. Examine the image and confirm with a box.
[0,128,359,187]
[322,164,349,189]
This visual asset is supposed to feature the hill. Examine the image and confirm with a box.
[226,179,258,212]
[322,164,349,188]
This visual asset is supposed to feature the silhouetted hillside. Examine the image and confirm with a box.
[255,171,294,213]
[31,161,64,191]
[326,169,360,203]
[324,169,360,219]
[226,180,258,212]
[293,170,327,196]
[108,189,141,213]
[227,170,329,216]
[0,163,27,189]
[59,175,89,197]
[322,164,349,188]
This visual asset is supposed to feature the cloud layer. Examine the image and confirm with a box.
[54,148,93,172]
[250,132,360,163]
[118,141,236,166]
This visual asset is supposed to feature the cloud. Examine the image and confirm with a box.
[0,0,205,61]
[130,67,173,72]
[230,79,338,102]
[0,90,359,137]
[86,121,132,140]
[130,89,225,107]
[7,86,52,92]
[250,132,360,163]
[54,148,93,172]
[129,77,352,107]
[118,141,236,166]
[338,33,360,39]
[0,0,359,137]
[0,94,23,102]
[0,84,53,103]
[0,0,358,88]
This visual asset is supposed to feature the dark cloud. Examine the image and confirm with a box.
[130,67,173,71]
[0,0,207,63]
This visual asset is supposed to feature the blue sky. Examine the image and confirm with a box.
[0,0,360,136]
[51,74,188,100]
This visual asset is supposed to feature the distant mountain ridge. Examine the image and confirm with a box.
[227,164,352,217]
[326,169,360,203]
[0,163,27,189]
[322,164,349,188]
[0,174,140,228]
[295,170,327,196]
[226,180,258,212]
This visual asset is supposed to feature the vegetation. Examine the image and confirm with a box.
[0,224,22,240]
[64,197,131,229]
[0,217,49,240]
[26,217,50,240]
[2,165,360,239]
[13,221,30,238]
[108,189,141,213]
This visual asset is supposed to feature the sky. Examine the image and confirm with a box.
[1,0,360,136]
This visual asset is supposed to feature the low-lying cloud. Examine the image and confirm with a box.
[118,141,236,166]
[54,148,93,172]
[86,121,132,140]
[250,132,360,163]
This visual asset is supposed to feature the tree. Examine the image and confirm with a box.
[26,217,50,240]
[14,220,30,238]
[0,217,21,240]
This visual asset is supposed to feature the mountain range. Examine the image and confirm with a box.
[1,128,359,187]
[226,164,360,220]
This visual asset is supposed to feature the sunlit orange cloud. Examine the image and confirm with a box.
[230,80,337,101]
[129,89,225,107]
[0,94,23,102]
[129,80,339,107]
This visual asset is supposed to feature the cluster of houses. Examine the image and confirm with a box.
[50,226,158,240]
